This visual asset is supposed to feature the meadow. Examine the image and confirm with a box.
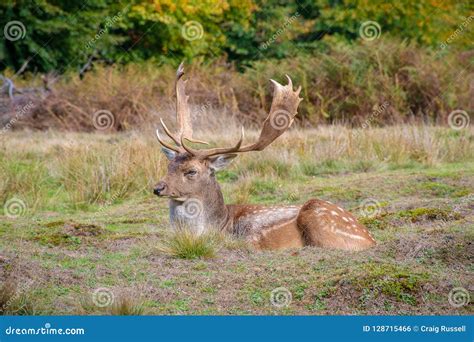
[1,125,472,315]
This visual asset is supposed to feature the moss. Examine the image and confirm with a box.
[353,263,430,306]
[358,216,389,230]
[396,207,461,222]
[419,181,468,198]
[29,222,106,247]
[32,232,82,247]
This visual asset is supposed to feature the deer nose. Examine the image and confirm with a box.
[153,182,166,196]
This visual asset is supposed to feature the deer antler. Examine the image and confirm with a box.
[156,64,303,157]
[181,75,303,158]
[156,63,208,152]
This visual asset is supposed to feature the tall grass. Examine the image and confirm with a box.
[0,125,472,214]
[5,38,473,131]
[157,230,222,260]
[0,279,36,315]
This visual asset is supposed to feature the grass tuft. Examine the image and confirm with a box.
[109,295,145,316]
[0,279,36,315]
[157,230,223,260]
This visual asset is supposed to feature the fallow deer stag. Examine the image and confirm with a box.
[153,63,376,251]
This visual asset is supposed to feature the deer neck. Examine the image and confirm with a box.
[168,179,230,234]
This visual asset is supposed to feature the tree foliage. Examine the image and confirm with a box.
[0,0,471,73]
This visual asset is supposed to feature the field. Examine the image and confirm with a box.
[0,125,473,315]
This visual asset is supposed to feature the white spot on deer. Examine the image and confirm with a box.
[331,210,339,216]
[335,229,365,240]
[342,216,349,222]
[348,217,355,222]
[337,206,344,212]
[351,224,357,228]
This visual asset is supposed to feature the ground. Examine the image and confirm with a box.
[0,127,473,315]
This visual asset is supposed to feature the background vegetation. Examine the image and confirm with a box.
[1,0,472,70]
[1,127,473,315]
[0,0,472,127]
[0,1,473,316]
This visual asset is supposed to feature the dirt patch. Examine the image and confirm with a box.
[63,222,106,237]
[29,221,108,247]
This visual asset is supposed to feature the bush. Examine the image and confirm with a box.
[3,37,471,130]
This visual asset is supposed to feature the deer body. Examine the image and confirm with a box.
[154,64,376,251]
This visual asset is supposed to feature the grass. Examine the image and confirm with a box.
[157,230,222,260]
[0,126,473,315]
[0,126,472,213]
[6,38,472,131]
[0,279,36,315]
[109,295,145,316]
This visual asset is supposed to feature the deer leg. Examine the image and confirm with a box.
[250,219,304,250]
[296,199,376,251]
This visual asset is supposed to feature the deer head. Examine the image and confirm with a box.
[153,63,302,232]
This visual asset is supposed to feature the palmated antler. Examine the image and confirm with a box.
[156,63,208,153]
[181,76,302,158]
[156,64,303,157]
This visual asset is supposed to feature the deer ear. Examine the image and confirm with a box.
[208,154,238,171]
[161,147,177,161]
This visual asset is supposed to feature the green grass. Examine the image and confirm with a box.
[157,230,222,260]
[352,263,430,307]
[0,129,473,315]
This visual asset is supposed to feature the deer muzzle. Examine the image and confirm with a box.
[153,181,167,196]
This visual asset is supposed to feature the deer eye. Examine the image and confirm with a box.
[184,170,197,177]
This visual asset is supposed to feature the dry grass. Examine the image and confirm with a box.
[0,125,472,213]
[157,230,224,260]
[3,38,472,131]
[0,279,35,315]
[108,294,145,316]
[0,126,472,315]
